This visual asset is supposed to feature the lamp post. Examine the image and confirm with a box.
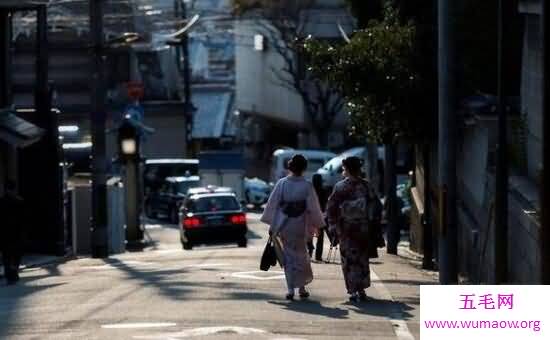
[118,117,143,248]
[89,0,142,257]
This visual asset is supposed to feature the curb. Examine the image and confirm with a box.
[20,254,75,270]
[398,243,424,262]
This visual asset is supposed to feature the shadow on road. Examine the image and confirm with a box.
[0,280,68,339]
[380,279,436,286]
[268,300,349,319]
[344,297,415,320]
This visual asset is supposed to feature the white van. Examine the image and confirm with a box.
[270,149,336,183]
[316,146,385,189]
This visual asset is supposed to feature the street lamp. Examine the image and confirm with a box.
[117,117,143,248]
[121,138,137,155]
[89,0,142,258]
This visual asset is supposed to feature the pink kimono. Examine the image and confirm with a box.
[261,176,325,289]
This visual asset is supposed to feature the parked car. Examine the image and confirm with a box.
[144,158,199,195]
[244,177,271,207]
[179,189,248,250]
[145,176,201,223]
[316,146,386,190]
[270,149,336,183]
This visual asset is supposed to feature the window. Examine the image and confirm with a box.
[193,196,240,212]
[174,180,201,195]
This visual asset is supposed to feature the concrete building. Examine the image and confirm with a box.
[234,0,354,172]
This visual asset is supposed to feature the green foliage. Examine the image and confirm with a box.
[304,3,421,143]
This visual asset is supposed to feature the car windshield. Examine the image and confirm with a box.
[145,163,199,181]
[174,181,201,194]
[192,196,240,212]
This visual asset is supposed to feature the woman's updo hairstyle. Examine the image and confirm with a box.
[287,154,308,175]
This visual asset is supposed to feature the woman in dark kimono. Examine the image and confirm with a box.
[326,156,375,302]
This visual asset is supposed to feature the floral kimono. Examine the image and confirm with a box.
[261,176,325,289]
[326,177,373,294]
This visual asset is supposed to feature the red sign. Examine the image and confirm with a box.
[126,81,144,100]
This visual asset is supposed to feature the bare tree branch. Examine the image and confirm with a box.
[234,0,344,146]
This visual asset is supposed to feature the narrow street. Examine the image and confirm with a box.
[0,213,434,340]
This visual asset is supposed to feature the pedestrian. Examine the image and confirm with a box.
[312,174,329,261]
[360,172,385,259]
[261,154,325,301]
[0,180,25,285]
[326,156,375,302]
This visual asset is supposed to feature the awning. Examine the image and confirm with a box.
[0,110,44,148]
[0,1,48,8]
[191,89,232,139]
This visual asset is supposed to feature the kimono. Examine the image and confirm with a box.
[261,176,325,289]
[326,177,373,294]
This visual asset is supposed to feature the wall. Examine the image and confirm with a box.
[235,19,305,126]
[141,115,187,158]
[520,11,543,180]
[508,177,541,283]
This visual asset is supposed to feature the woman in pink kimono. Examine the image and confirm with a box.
[326,156,374,302]
[261,154,325,300]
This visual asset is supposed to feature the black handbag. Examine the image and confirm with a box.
[260,237,278,271]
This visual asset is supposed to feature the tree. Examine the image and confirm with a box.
[304,2,426,253]
[232,0,346,147]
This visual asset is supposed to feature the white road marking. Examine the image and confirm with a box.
[185,263,230,268]
[145,224,163,229]
[101,322,177,329]
[371,270,416,340]
[132,326,268,339]
[230,270,285,281]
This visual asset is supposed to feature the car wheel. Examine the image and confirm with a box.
[237,238,247,248]
[182,240,193,250]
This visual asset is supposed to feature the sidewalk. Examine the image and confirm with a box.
[0,253,68,277]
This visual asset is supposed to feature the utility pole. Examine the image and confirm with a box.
[541,0,550,284]
[90,0,109,258]
[494,0,508,284]
[181,0,194,157]
[422,144,435,270]
[437,0,458,284]
[385,143,399,254]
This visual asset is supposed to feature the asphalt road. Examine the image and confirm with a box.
[0,211,427,340]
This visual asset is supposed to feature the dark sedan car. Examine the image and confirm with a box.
[145,176,201,223]
[179,190,248,250]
